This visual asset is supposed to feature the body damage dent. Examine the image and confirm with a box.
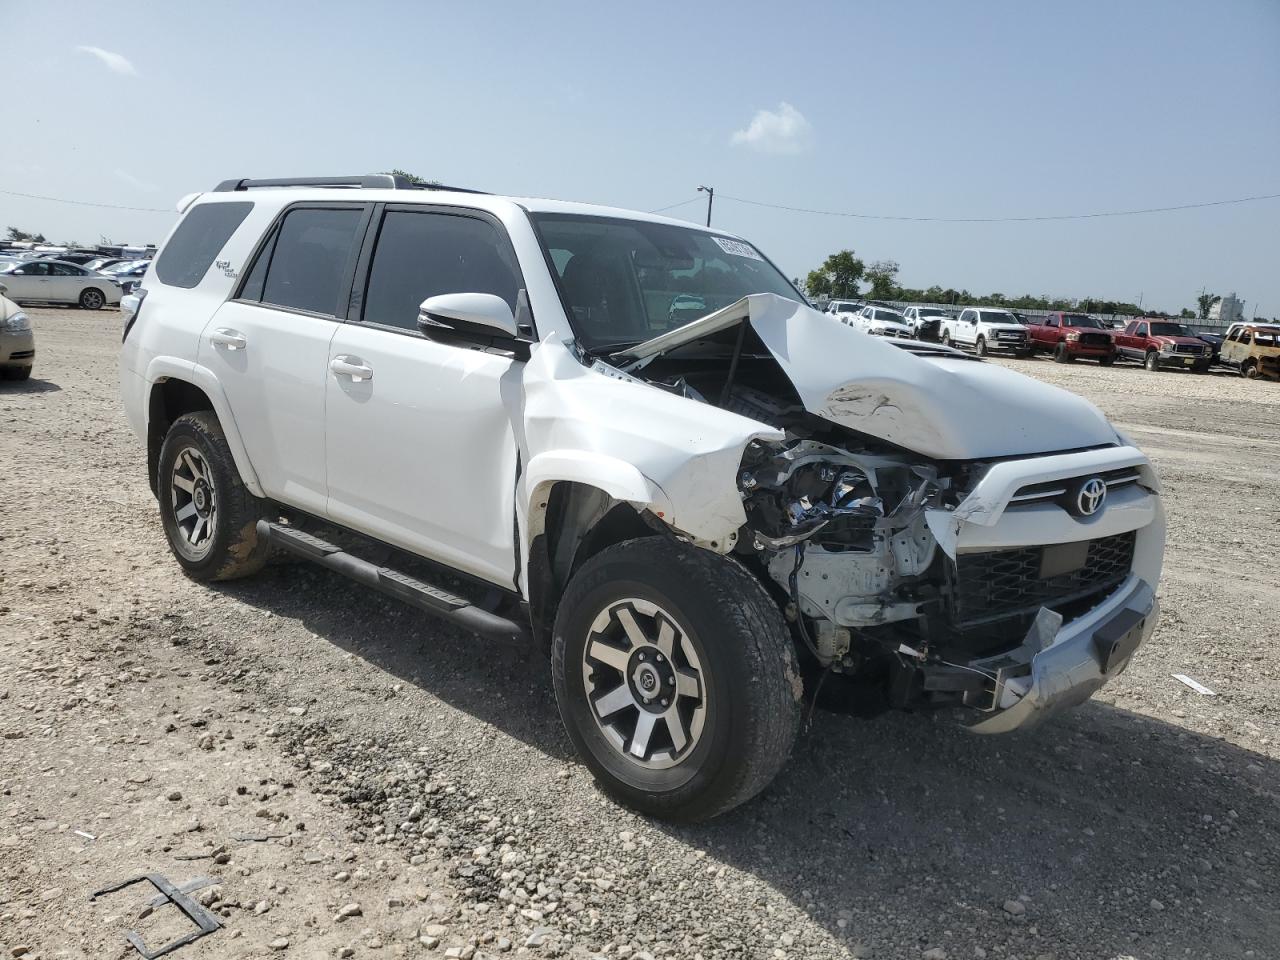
[518,336,783,557]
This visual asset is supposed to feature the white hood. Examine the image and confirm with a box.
[622,295,1117,461]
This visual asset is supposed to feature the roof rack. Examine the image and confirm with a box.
[212,175,486,194]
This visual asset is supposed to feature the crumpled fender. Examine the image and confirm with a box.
[519,337,782,550]
[142,355,265,497]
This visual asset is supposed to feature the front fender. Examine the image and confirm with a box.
[143,355,265,498]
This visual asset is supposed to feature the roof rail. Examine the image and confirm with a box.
[212,175,486,194]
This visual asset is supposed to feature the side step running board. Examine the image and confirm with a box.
[256,521,529,645]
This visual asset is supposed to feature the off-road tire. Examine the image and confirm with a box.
[157,411,271,582]
[79,287,106,310]
[1144,350,1160,372]
[1053,343,1073,364]
[552,537,802,822]
[1,366,32,381]
[976,336,988,356]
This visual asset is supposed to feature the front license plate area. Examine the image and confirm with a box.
[1040,540,1089,579]
[1092,607,1147,673]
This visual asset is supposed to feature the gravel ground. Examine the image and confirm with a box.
[2,308,1277,960]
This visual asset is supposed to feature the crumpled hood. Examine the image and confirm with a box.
[622,294,1118,461]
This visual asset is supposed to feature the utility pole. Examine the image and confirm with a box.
[697,185,714,227]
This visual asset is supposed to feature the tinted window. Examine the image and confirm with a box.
[19,262,50,276]
[50,263,82,276]
[254,207,363,316]
[156,202,253,288]
[362,210,521,331]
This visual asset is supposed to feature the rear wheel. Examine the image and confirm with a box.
[552,538,801,822]
[1053,343,1073,364]
[79,287,105,310]
[157,411,271,581]
[1144,350,1161,372]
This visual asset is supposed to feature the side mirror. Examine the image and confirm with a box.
[418,292,518,340]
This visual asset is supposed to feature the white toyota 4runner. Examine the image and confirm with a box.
[120,176,1165,821]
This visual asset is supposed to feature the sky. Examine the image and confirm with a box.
[3,0,1278,316]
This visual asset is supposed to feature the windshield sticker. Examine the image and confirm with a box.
[711,237,763,261]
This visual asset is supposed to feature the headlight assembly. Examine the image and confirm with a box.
[2,311,30,332]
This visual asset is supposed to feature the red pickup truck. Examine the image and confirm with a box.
[1114,319,1212,372]
[1025,312,1116,364]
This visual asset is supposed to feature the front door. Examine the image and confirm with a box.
[324,205,529,587]
[197,203,369,515]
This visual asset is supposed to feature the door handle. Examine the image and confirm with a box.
[330,356,373,382]
[210,328,247,350]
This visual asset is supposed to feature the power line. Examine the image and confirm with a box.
[0,189,172,214]
[647,196,703,214]
[717,190,1280,223]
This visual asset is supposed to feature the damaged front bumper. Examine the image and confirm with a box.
[965,575,1158,733]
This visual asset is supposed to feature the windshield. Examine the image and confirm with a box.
[979,310,1017,324]
[917,308,947,318]
[1062,314,1106,329]
[530,213,802,350]
[1150,322,1192,337]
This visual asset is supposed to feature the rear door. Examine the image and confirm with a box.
[199,202,370,515]
[324,204,529,587]
[48,262,85,302]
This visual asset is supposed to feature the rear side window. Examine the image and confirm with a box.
[242,207,364,316]
[361,210,521,331]
[155,202,253,288]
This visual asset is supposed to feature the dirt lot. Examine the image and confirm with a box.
[2,308,1277,960]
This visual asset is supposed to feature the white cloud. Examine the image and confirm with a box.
[114,169,158,192]
[75,45,138,76]
[730,102,812,155]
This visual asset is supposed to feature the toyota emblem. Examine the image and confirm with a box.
[1075,477,1107,516]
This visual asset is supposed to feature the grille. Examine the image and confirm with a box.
[1080,333,1111,346]
[1173,343,1203,355]
[951,530,1135,628]
[1009,467,1142,506]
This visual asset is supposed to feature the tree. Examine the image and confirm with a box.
[382,169,439,186]
[865,259,900,300]
[6,226,33,242]
[806,250,865,299]
[1197,292,1218,320]
[1179,308,1195,319]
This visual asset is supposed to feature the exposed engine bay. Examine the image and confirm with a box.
[605,320,1141,718]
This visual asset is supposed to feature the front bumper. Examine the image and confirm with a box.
[1,329,35,365]
[967,576,1158,733]
[989,337,1030,353]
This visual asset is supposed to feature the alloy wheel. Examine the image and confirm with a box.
[170,446,217,556]
[581,597,707,770]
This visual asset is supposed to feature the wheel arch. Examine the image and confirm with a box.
[143,358,264,498]
[523,468,672,649]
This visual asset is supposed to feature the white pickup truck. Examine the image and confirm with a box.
[940,307,1031,357]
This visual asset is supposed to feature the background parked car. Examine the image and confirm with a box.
[99,259,149,294]
[1196,332,1224,364]
[0,259,122,310]
[1024,311,1116,365]
[1113,319,1211,372]
[1218,323,1280,379]
[0,283,34,380]
[939,307,1031,356]
[824,299,863,322]
[900,305,950,341]
[853,304,913,338]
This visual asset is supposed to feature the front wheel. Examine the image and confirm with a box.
[157,411,271,581]
[1098,355,1115,366]
[1053,343,1073,364]
[1242,360,1260,379]
[1,366,32,381]
[976,336,988,356]
[941,330,952,346]
[1144,350,1161,372]
[552,538,802,822]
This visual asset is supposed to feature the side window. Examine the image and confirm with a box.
[361,210,522,332]
[247,207,364,316]
[959,310,971,323]
[1136,323,1148,337]
[155,201,253,288]
[18,262,50,276]
[1046,316,1058,327]
[50,263,81,276]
